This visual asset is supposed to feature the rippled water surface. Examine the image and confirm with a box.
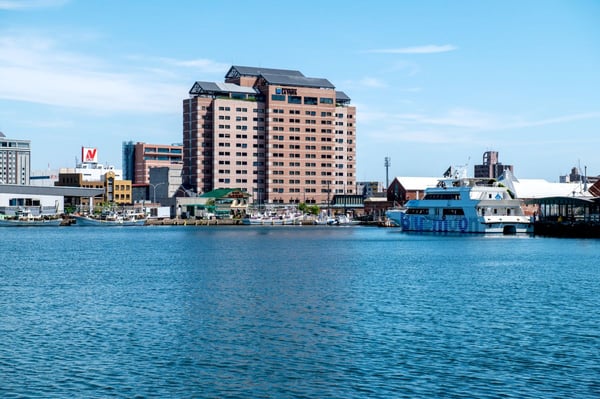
[1,226,599,398]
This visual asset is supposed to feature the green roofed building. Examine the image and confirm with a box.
[181,188,250,219]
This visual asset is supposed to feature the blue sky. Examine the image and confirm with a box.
[1,0,599,182]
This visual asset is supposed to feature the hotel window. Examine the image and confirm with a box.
[304,97,318,105]
[288,96,301,104]
[319,97,333,104]
[271,94,285,101]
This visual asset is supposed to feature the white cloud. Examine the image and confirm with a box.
[0,0,68,10]
[368,44,458,54]
[129,55,229,74]
[503,112,600,129]
[357,77,387,88]
[161,57,229,72]
[0,33,226,113]
[359,107,600,146]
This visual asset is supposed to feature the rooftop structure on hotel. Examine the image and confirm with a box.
[183,65,356,205]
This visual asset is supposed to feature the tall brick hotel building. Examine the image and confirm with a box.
[183,66,356,205]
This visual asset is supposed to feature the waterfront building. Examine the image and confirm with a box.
[0,184,103,216]
[387,176,440,206]
[55,147,132,205]
[183,65,356,205]
[474,151,513,179]
[357,181,386,197]
[0,132,30,185]
[148,164,184,203]
[30,169,60,187]
[122,141,183,184]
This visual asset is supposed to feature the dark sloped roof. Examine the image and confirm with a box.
[260,72,335,89]
[336,91,351,102]
[226,65,304,78]
[189,81,259,95]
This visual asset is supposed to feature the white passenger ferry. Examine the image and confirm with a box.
[386,170,533,234]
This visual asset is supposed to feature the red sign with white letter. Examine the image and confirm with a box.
[82,147,98,163]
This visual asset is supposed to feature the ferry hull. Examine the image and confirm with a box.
[388,212,532,234]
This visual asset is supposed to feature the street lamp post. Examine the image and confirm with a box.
[149,182,165,204]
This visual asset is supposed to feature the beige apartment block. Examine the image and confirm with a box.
[183,66,356,205]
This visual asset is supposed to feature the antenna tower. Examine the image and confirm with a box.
[384,157,391,188]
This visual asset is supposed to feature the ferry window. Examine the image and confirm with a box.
[406,209,429,215]
[442,209,465,216]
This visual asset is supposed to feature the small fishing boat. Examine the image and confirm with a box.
[0,209,63,227]
[242,209,303,225]
[73,213,146,226]
[0,215,63,227]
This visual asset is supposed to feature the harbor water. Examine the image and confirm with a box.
[1,226,599,398]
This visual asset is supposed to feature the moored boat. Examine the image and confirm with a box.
[0,215,63,227]
[386,170,533,234]
[242,210,303,225]
[73,214,146,226]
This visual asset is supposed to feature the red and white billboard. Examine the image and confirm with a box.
[82,147,98,163]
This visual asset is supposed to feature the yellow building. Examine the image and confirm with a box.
[56,170,132,205]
